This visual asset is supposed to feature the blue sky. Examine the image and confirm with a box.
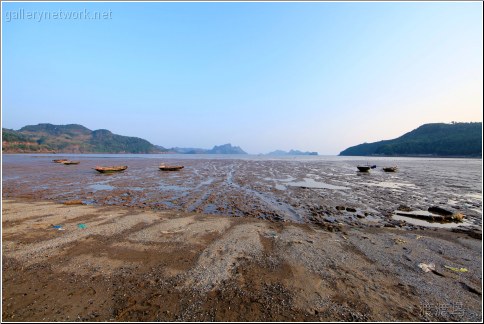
[2,1,482,154]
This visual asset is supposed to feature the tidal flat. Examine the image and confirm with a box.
[1,154,482,321]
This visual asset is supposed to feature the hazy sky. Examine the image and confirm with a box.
[2,1,482,154]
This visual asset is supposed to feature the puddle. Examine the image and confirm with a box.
[199,178,214,186]
[275,184,287,191]
[203,204,218,214]
[366,181,416,189]
[127,187,144,191]
[88,184,114,191]
[287,178,349,190]
[392,211,471,228]
[159,184,190,191]
[264,176,296,182]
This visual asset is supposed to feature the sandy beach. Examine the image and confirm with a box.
[2,198,482,321]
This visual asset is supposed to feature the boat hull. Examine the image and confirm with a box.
[159,166,184,171]
[94,166,128,173]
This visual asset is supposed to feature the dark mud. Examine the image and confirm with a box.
[2,155,482,231]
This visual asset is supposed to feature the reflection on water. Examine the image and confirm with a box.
[286,178,349,190]
[392,215,470,228]
[365,181,417,189]
[88,184,114,191]
[275,184,287,191]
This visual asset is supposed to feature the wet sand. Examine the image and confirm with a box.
[2,155,482,230]
[2,199,482,321]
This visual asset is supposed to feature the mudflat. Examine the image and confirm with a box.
[2,198,482,321]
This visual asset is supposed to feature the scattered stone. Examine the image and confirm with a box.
[345,207,357,213]
[323,216,336,223]
[335,206,345,211]
[452,212,465,222]
[397,205,413,212]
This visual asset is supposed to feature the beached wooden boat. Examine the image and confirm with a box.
[159,165,184,171]
[94,166,128,173]
[383,166,398,172]
[53,159,69,163]
[62,160,80,165]
[357,165,371,172]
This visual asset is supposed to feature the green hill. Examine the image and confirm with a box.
[339,122,482,157]
[2,123,166,154]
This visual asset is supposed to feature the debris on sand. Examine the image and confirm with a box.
[64,200,84,205]
[418,262,436,273]
[444,265,468,273]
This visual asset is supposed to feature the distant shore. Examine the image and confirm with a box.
[339,154,482,159]
[2,152,483,159]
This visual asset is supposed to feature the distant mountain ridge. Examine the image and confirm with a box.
[2,123,249,154]
[339,122,482,157]
[267,149,318,156]
[2,123,165,153]
[169,143,247,154]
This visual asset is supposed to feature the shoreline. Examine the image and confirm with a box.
[3,152,483,159]
[2,198,482,321]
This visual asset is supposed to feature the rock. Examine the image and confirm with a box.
[335,206,345,211]
[397,205,413,212]
[323,216,336,223]
[452,212,465,221]
[356,214,365,219]
[428,206,453,216]
[451,227,482,240]
[396,210,453,222]
[346,207,357,213]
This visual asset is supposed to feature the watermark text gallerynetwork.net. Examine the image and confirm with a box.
[5,8,113,22]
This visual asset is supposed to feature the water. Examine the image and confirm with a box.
[286,178,349,190]
[88,184,114,191]
[392,215,472,228]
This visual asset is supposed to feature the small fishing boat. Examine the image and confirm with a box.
[94,166,128,173]
[62,160,80,165]
[383,166,398,172]
[53,159,69,163]
[357,165,371,172]
[159,165,184,171]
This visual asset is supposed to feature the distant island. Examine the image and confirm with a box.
[339,122,482,157]
[169,144,247,154]
[1,123,248,155]
[266,149,318,156]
